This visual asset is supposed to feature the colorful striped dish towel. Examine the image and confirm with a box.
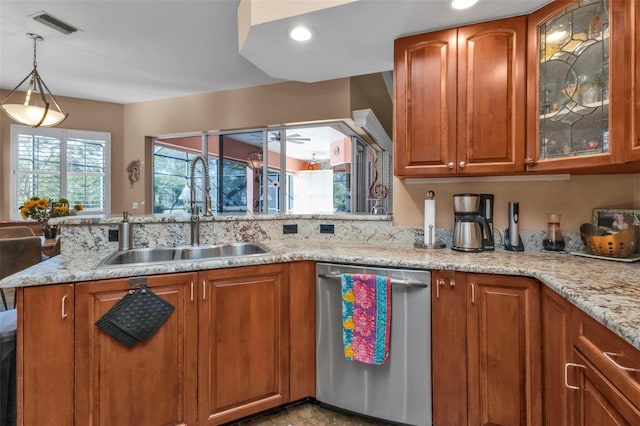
[341,273,392,365]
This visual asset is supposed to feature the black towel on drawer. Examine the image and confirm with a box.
[95,285,174,347]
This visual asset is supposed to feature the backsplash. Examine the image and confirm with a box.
[56,213,585,257]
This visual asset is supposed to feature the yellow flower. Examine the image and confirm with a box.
[36,199,49,209]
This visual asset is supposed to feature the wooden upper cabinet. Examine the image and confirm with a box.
[457,17,527,175]
[526,0,634,171]
[632,0,640,162]
[394,28,457,176]
[394,17,526,177]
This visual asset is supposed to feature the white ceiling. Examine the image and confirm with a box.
[0,0,551,105]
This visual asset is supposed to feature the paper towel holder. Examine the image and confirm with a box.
[415,190,446,250]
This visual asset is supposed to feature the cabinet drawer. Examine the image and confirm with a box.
[573,308,640,409]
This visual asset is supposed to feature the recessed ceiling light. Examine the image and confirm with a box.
[451,0,479,10]
[289,26,313,42]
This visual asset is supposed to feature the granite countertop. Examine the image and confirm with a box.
[2,240,639,350]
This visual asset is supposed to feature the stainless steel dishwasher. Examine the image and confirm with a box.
[315,262,432,426]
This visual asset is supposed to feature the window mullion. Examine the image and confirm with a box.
[60,131,68,199]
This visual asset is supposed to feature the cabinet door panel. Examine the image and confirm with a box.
[394,29,457,176]
[526,0,633,171]
[571,351,640,426]
[75,274,198,426]
[199,264,289,425]
[467,274,541,426]
[542,286,573,426]
[632,0,640,162]
[457,16,526,174]
[288,261,316,400]
[431,271,468,426]
[18,284,74,426]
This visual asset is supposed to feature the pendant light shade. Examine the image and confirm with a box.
[1,33,68,127]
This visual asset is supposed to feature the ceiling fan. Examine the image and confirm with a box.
[268,132,311,144]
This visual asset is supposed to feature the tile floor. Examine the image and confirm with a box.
[229,401,393,426]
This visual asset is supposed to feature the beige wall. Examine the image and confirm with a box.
[392,174,639,233]
[0,90,124,219]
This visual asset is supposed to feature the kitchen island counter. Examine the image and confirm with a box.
[2,240,639,350]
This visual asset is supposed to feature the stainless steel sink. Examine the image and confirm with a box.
[179,242,270,260]
[96,242,271,268]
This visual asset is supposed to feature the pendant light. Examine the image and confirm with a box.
[0,33,68,127]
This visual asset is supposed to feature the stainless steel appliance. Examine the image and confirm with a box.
[315,263,432,426]
[504,201,524,251]
[452,193,494,252]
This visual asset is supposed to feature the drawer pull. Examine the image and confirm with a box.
[61,295,68,319]
[603,351,640,373]
[564,362,585,390]
[436,278,445,299]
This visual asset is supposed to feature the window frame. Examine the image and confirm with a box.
[10,124,112,220]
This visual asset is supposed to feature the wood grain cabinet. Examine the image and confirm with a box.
[542,285,640,426]
[568,307,640,425]
[394,16,526,177]
[17,262,314,426]
[197,263,289,425]
[526,0,635,172]
[431,271,541,426]
[542,285,573,426]
[17,284,74,426]
[632,0,640,162]
[74,273,199,426]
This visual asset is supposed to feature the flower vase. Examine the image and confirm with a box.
[42,223,58,240]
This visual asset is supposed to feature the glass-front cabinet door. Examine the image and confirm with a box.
[526,0,632,171]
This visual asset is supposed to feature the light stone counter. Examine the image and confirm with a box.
[2,214,638,350]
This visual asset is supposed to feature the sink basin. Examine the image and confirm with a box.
[100,247,177,266]
[96,242,271,268]
[179,242,270,260]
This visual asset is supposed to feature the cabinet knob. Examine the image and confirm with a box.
[458,161,466,168]
[524,157,536,167]
[447,162,455,169]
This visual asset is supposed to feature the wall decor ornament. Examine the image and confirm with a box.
[127,159,141,188]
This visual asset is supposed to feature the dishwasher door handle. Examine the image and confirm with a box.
[318,273,429,288]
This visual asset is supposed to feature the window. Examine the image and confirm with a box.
[152,141,249,214]
[151,120,392,215]
[10,125,111,219]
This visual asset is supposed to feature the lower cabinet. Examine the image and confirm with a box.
[569,306,640,425]
[17,262,315,426]
[17,283,75,426]
[431,271,542,426]
[543,287,640,426]
[74,272,199,426]
[198,264,289,425]
[541,285,573,426]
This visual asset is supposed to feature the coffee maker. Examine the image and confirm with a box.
[452,193,495,252]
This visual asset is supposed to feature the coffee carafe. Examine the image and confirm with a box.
[452,194,495,252]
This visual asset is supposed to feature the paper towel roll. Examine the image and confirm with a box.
[424,198,436,245]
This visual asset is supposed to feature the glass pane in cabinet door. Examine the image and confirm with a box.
[538,0,609,160]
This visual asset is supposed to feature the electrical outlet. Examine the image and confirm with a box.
[283,224,298,234]
[132,202,139,209]
[108,229,119,242]
[319,224,334,234]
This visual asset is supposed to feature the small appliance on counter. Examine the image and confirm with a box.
[504,202,524,251]
[452,193,495,252]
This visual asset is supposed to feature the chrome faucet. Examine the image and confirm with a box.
[189,155,212,245]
